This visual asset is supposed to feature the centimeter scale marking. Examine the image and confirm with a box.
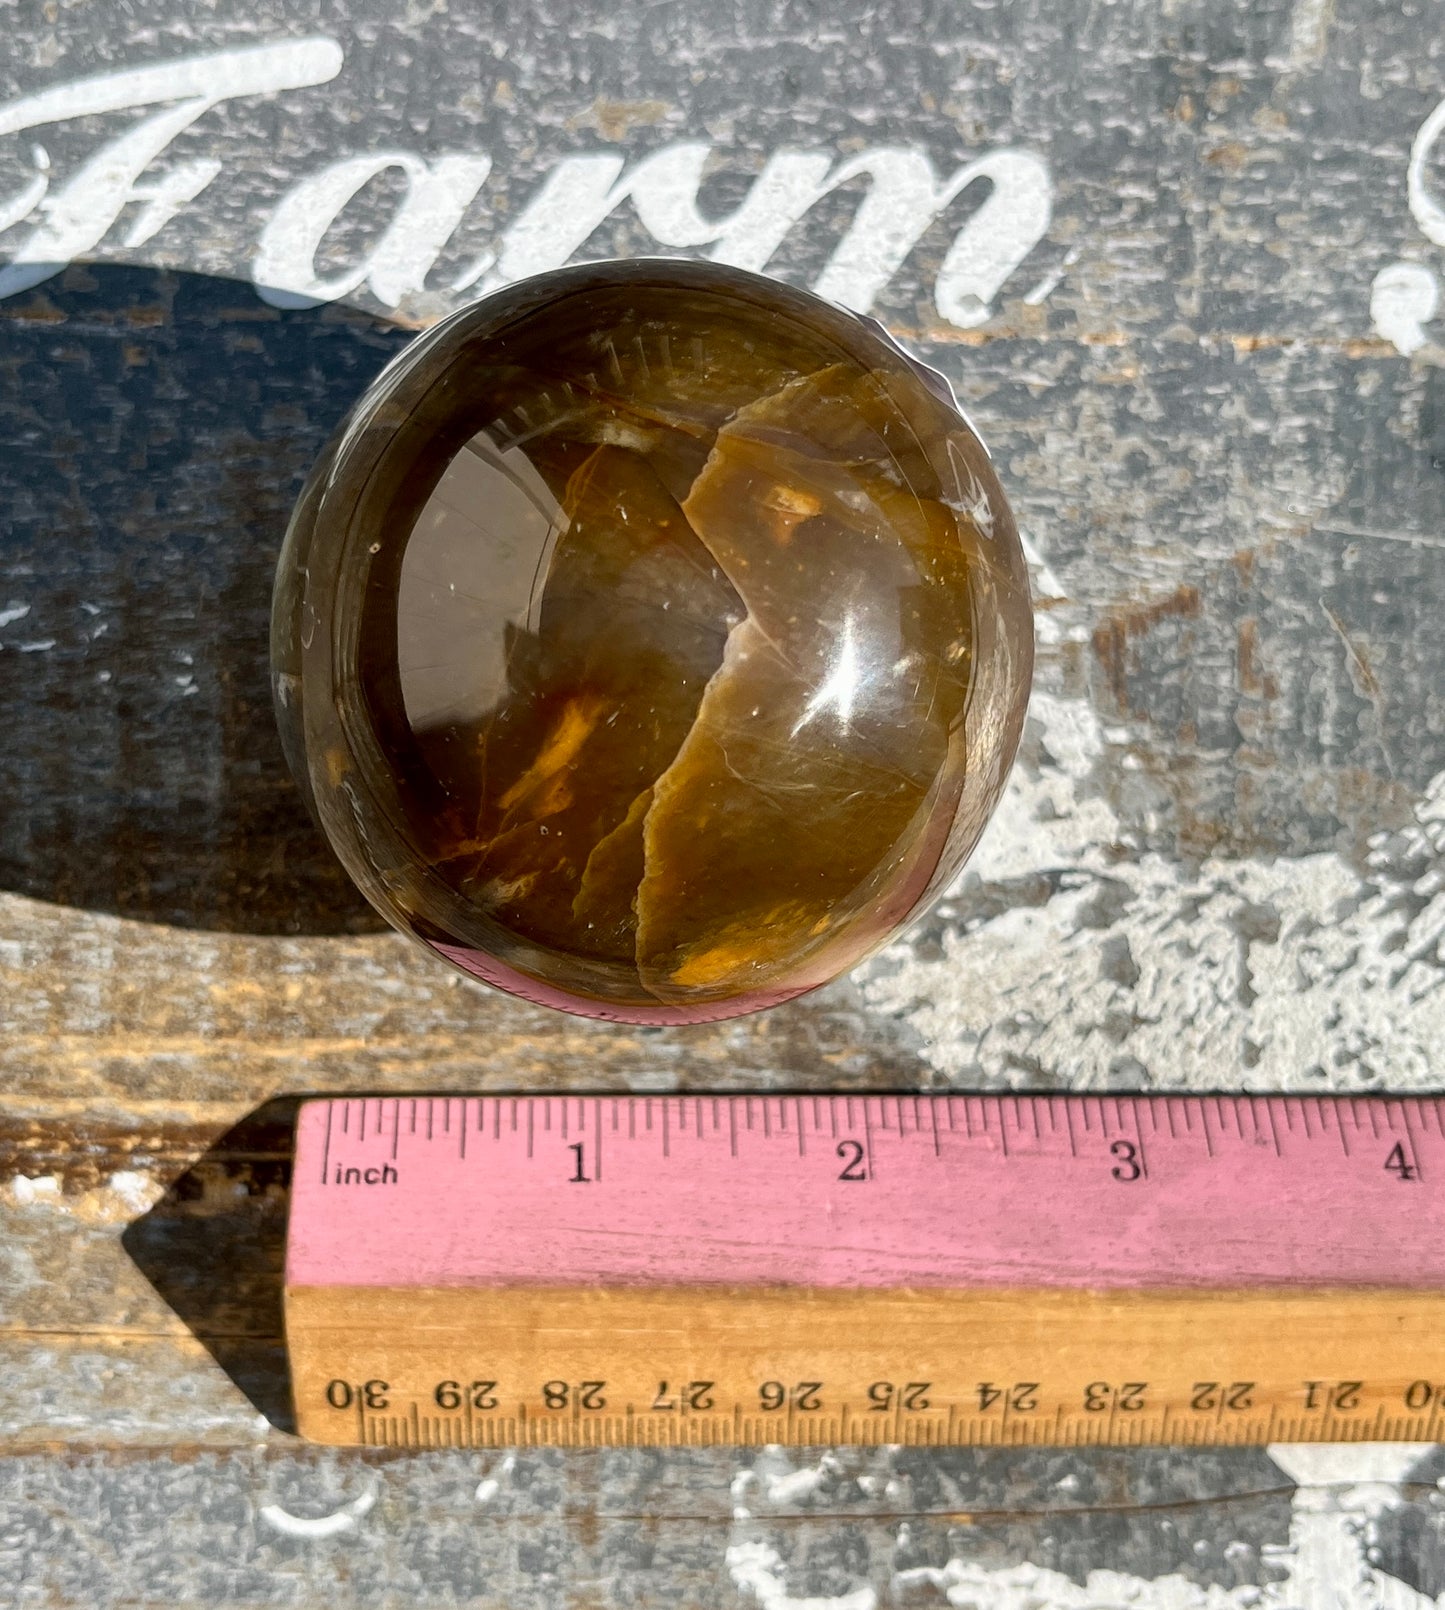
[286,1094,1445,1448]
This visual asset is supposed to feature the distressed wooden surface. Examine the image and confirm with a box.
[5,0,1445,1602]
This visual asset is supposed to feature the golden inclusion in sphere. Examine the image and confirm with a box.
[272,261,1033,1023]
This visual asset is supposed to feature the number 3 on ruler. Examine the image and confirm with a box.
[1110,1139,1144,1182]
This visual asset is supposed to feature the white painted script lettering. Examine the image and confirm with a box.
[1373,93,1445,356]
[0,39,1054,326]
[254,151,493,307]
[256,137,1052,322]
[0,39,342,298]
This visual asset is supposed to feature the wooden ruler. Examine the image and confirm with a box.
[285,1094,1445,1447]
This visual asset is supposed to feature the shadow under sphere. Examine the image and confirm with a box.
[0,262,411,934]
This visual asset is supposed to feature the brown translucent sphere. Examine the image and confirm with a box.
[272,260,1033,1022]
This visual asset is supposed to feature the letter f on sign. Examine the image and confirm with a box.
[0,38,343,297]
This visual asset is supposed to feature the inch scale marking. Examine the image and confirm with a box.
[287,1094,1445,1447]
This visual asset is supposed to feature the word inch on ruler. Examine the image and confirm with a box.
[285,1094,1445,1448]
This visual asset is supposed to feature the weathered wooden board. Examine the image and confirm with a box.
[5,0,1445,1601]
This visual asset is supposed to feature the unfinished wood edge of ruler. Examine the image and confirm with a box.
[285,1284,1445,1448]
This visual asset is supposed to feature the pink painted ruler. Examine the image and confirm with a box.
[288,1093,1445,1291]
[285,1095,1445,1447]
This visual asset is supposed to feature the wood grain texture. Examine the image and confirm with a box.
[5,0,1445,1600]
[286,1284,1445,1448]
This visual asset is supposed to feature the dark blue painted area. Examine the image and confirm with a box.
[0,264,410,931]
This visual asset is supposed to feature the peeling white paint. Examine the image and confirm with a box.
[3,1168,164,1222]
[1371,261,1439,358]
[732,1449,845,1515]
[724,1444,1441,1610]
[726,1541,878,1610]
[474,1453,514,1505]
[258,1483,376,1540]
[106,1169,162,1216]
[866,687,1445,1089]
[8,1174,61,1207]
[893,1556,1251,1608]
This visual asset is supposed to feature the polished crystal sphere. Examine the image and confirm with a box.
[272,260,1033,1022]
